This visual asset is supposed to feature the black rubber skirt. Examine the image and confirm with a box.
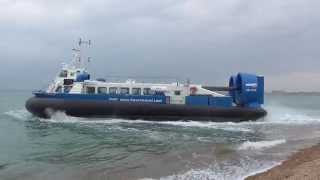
[25,97,267,122]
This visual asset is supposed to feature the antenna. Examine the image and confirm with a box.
[71,38,92,69]
[79,38,91,47]
[186,78,191,86]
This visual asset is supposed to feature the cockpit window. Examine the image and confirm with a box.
[59,70,68,78]
[64,86,72,93]
[55,86,62,93]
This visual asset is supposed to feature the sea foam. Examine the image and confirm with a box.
[141,157,279,180]
[238,139,286,150]
[4,109,31,121]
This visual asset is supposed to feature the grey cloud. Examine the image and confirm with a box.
[0,0,320,91]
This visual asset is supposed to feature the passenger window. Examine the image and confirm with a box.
[132,88,141,95]
[143,88,150,95]
[143,88,154,95]
[120,88,129,95]
[86,87,96,94]
[98,87,107,94]
[155,91,165,96]
[174,90,181,96]
[109,87,118,94]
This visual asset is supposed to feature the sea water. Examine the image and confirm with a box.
[0,90,320,180]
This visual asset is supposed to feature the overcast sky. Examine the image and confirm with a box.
[1,0,320,91]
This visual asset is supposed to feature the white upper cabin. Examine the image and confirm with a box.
[46,39,224,104]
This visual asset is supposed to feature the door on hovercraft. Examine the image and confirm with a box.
[170,90,185,104]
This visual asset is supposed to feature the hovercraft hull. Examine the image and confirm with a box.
[26,97,267,122]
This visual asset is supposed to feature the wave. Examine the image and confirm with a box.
[261,103,320,125]
[3,109,31,121]
[143,121,252,132]
[238,139,286,150]
[4,102,320,130]
[2,110,249,132]
[142,157,279,180]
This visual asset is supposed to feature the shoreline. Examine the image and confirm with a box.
[245,144,320,180]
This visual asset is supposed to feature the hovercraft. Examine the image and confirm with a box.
[26,39,267,122]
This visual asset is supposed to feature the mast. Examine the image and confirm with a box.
[71,38,92,69]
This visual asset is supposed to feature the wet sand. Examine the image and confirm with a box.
[246,144,320,180]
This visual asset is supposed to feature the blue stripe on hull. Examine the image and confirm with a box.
[33,92,168,104]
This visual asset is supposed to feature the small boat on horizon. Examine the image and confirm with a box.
[26,39,267,122]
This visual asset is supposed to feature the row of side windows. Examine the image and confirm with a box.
[86,87,156,95]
